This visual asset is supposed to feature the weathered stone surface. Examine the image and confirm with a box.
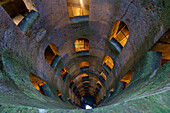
[0,62,169,112]
[0,0,169,112]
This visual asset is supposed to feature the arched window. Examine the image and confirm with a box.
[82,73,89,81]
[102,56,114,70]
[82,73,89,77]
[99,72,107,83]
[45,44,61,68]
[73,86,78,93]
[83,81,90,87]
[108,88,114,98]
[96,81,102,89]
[67,97,74,105]
[74,38,89,55]
[80,62,89,71]
[120,70,132,88]
[30,73,46,94]
[66,0,89,17]
[69,80,74,89]
[30,74,59,100]
[60,67,69,81]
[110,20,129,52]
[95,87,100,94]
[1,0,38,31]
[56,90,66,102]
[66,0,89,24]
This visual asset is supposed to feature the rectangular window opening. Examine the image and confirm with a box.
[66,0,89,24]
[60,67,69,81]
[1,0,38,26]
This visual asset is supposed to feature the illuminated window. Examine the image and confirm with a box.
[149,30,170,66]
[103,56,114,70]
[80,62,89,71]
[30,74,60,100]
[57,90,66,102]
[75,38,89,54]
[120,70,132,88]
[66,0,89,24]
[108,88,114,98]
[66,0,89,17]
[30,73,46,94]
[82,73,89,81]
[67,97,74,105]
[99,72,107,81]
[96,81,102,89]
[1,0,38,26]
[60,67,69,81]
[82,73,89,77]
[45,44,61,68]
[110,20,129,47]
[57,90,62,97]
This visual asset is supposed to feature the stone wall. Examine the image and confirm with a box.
[0,0,169,112]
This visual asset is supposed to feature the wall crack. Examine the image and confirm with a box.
[121,0,135,19]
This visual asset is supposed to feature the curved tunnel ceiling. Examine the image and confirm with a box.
[0,0,169,111]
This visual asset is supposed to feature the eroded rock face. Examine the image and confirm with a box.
[0,60,169,112]
[0,50,75,109]
[0,0,169,112]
